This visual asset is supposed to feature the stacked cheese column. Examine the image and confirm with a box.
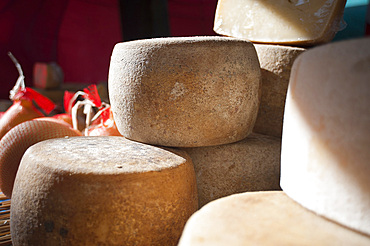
[108,36,283,209]
[178,36,370,246]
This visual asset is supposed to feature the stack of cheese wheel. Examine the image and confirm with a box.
[11,136,198,245]
[178,37,370,245]
[108,36,284,208]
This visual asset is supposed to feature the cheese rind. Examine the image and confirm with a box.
[178,191,370,245]
[281,37,370,236]
[108,36,261,147]
[182,133,281,207]
[11,136,198,246]
[253,44,305,137]
[214,0,346,46]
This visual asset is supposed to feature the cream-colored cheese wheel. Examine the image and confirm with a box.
[181,133,281,207]
[214,0,346,46]
[281,37,370,236]
[10,136,198,246]
[108,36,261,147]
[178,191,370,245]
[252,44,305,138]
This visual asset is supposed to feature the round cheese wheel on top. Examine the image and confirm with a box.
[178,191,370,245]
[10,136,198,246]
[281,37,370,236]
[108,36,261,147]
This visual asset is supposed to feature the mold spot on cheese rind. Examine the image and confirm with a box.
[10,136,198,246]
[108,36,261,147]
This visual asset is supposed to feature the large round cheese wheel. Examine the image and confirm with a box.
[178,191,370,245]
[252,44,305,138]
[108,36,261,147]
[182,133,281,207]
[10,136,198,246]
[281,37,370,236]
[214,0,346,46]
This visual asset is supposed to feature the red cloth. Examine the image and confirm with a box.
[0,0,122,100]
[0,0,218,100]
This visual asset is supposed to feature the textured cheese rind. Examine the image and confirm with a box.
[10,136,198,246]
[281,37,370,236]
[253,44,305,137]
[178,191,370,245]
[181,133,281,207]
[109,36,261,147]
[214,0,346,46]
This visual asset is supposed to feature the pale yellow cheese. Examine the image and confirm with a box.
[214,0,347,46]
[11,136,198,246]
[181,133,281,207]
[281,37,370,236]
[178,191,370,245]
[108,36,261,147]
[253,44,305,137]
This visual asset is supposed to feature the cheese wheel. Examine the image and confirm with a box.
[281,38,370,236]
[181,133,281,207]
[10,136,198,246]
[252,44,305,138]
[178,191,370,245]
[214,0,346,46]
[108,36,261,147]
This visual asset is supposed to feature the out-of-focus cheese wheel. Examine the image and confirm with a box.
[214,0,346,46]
[252,44,305,138]
[178,191,370,245]
[11,136,198,246]
[0,118,82,198]
[181,133,281,207]
[281,37,370,236]
[108,36,261,147]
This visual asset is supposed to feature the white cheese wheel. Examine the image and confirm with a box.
[10,136,198,246]
[253,44,305,137]
[178,191,370,245]
[214,0,346,46]
[108,36,261,147]
[181,133,281,207]
[281,37,370,236]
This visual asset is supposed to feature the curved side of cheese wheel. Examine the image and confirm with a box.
[109,36,261,147]
[181,133,281,207]
[0,119,82,198]
[11,136,198,246]
[178,191,370,245]
[252,44,305,137]
[281,37,370,236]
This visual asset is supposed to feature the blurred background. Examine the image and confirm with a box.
[0,0,369,102]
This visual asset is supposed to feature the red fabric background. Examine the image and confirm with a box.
[0,0,218,100]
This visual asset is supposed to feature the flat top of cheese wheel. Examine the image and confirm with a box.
[113,36,253,48]
[179,191,370,245]
[24,136,186,174]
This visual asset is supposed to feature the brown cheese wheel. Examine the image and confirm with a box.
[214,0,346,46]
[252,44,305,138]
[10,136,198,246]
[181,133,281,207]
[108,36,261,147]
[178,191,370,245]
[281,37,370,236]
